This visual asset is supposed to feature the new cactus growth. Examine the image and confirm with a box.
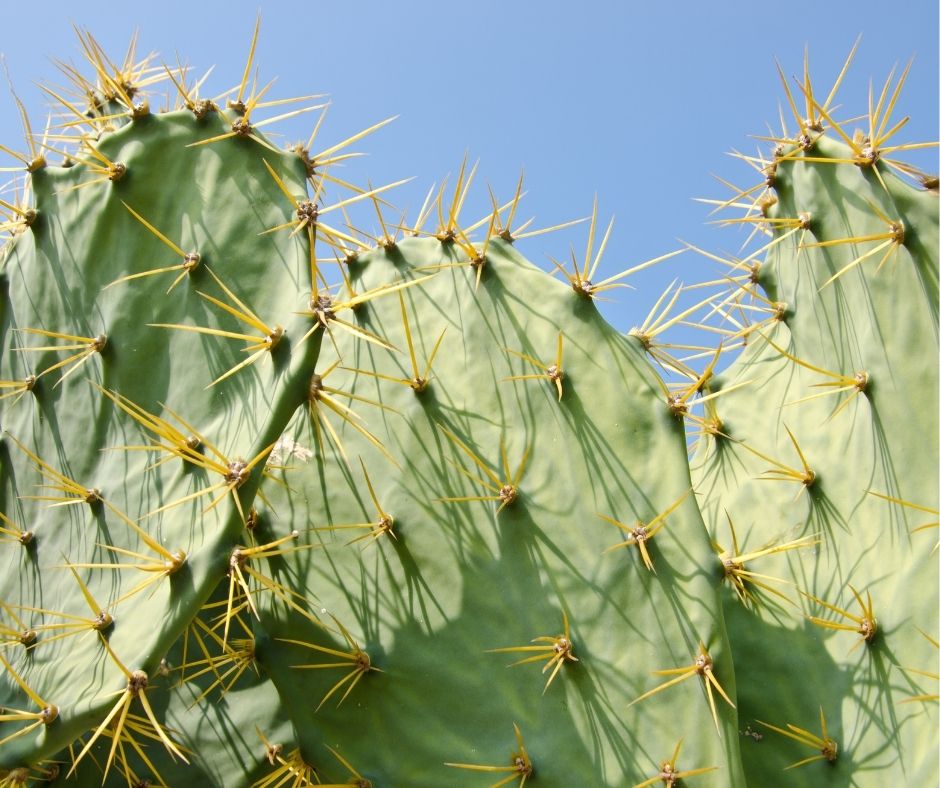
[1,24,936,787]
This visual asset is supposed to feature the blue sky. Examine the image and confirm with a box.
[1,0,937,348]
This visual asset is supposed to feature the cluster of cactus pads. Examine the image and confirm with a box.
[0,26,936,787]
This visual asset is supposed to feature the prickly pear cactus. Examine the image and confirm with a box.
[0,27,741,787]
[688,65,939,786]
[0,26,936,788]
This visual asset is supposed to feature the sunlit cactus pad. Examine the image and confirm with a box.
[1,23,937,788]
[691,125,938,785]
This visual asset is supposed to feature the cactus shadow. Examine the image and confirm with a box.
[844,635,923,779]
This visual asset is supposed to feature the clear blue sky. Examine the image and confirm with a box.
[2,0,937,346]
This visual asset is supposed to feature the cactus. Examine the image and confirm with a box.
[0,25,936,788]
[688,59,939,785]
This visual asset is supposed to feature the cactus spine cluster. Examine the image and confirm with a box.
[1,25,936,787]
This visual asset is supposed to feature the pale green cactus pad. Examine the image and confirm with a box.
[0,25,936,788]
